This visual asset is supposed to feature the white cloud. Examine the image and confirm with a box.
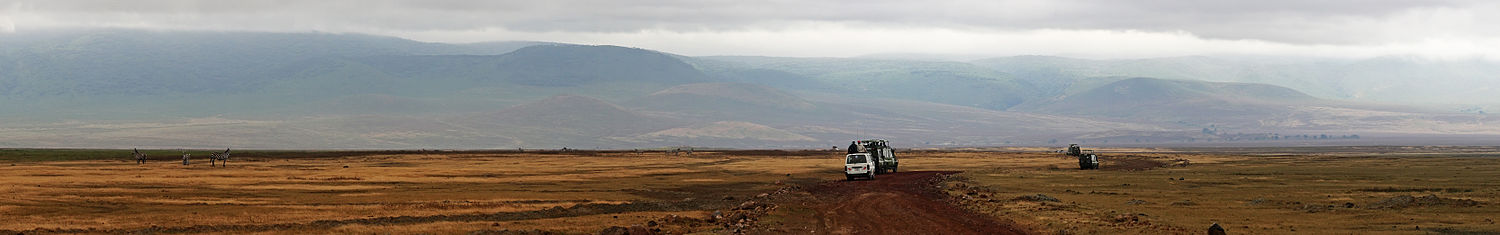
[4,0,1498,59]
[388,23,1500,60]
[0,19,13,33]
[1,2,15,33]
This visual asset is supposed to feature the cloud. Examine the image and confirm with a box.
[0,18,12,33]
[387,23,1500,60]
[1,2,15,33]
[4,0,1499,58]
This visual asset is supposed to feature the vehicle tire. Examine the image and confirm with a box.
[847,175,855,181]
[868,172,876,180]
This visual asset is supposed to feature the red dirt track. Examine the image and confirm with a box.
[771,171,1028,235]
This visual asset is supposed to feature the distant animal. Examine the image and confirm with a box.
[133,148,147,164]
[182,152,190,165]
[1208,222,1226,235]
[207,150,228,167]
[215,148,231,167]
[207,152,218,166]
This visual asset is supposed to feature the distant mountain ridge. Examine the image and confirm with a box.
[1,30,1496,149]
[972,55,1500,105]
[1014,77,1321,125]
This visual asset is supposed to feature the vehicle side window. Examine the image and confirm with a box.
[845,155,867,164]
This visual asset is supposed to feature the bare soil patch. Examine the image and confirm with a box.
[752,171,1028,235]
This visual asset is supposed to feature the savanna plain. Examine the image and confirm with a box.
[1,147,1498,234]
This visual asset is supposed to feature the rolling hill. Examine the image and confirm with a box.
[1,30,1496,148]
[1014,77,1319,122]
[972,55,1500,105]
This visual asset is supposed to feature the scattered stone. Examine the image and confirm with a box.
[1369,194,1481,209]
[756,193,769,198]
[626,225,654,235]
[1126,199,1149,205]
[1208,223,1226,235]
[1015,194,1061,202]
[1170,200,1197,206]
[1343,202,1356,208]
[342,165,349,168]
[597,226,629,235]
[469,229,556,235]
[1111,213,1140,223]
[722,196,735,201]
[736,201,761,210]
[1301,204,1333,213]
[1169,159,1191,167]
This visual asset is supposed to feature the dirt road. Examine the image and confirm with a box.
[762,171,1029,235]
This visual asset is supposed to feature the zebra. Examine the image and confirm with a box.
[208,151,220,167]
[133,148,147,164]
[215,148,230,167]
[182,151,190,165]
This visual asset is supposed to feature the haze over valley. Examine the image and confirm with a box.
[2,30,1496,149]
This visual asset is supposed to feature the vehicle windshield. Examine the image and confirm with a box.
[845,155,867,164]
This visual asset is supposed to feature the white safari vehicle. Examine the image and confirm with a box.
[845,153,876,180]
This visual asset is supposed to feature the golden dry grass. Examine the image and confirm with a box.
[947,151,1500,234]
[2,148,1497,234]
[0,151,844,233]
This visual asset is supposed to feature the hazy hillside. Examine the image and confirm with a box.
[626,82,817,120]
[693,56,1038,110]
[460,95,684,137]
[1,30,1497,149]
[973,55,1500,106]
[1014,77,1320,124]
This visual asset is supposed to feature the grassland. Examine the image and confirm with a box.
[0,150,841,234]
[2,147,1498,234]
[944,149,1500,234]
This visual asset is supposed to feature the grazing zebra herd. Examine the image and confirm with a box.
[133,148,229,167]
[666,147,694,156]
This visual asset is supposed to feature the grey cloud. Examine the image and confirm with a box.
[5,0,1494,45]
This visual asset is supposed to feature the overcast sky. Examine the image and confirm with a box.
[3,0,1497,59]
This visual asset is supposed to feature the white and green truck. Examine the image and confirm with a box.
[846,139,899,174]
